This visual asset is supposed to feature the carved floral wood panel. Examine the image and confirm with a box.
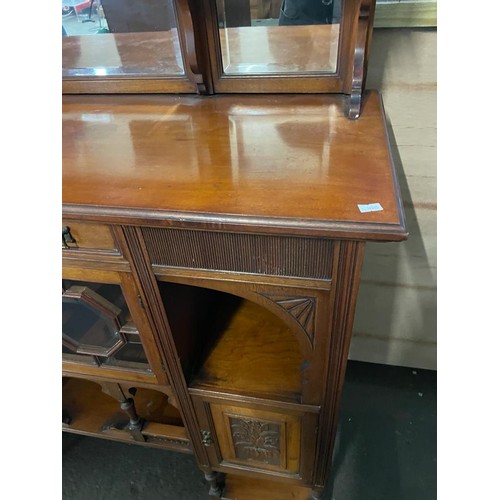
[229,416,281,465]
[207,401,304,476]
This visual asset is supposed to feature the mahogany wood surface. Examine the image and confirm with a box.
[61,221,116,251]
[61,3,405,497]
[62,90,406,240]
[203,0,370,96]
[62,361,158,384]
[221,474,312,500]
[120,225,214,468]
[209,402,302,475]
[192,393,318,485]
[156,273,332,406]
[62,0,376,115]
[190,299,303,401]
[62,377,191,452]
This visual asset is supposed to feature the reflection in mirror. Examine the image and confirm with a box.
[62,0,185,77]
[227,102,339,179]
[217,0,342,75]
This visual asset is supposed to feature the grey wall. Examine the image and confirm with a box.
[349,28,437,370]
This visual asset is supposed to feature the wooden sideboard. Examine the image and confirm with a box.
[62,89,406,499]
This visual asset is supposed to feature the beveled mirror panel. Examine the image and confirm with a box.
[216,0,342,75]
[62,0,185,78]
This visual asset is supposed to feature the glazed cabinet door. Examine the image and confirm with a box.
[62,266,168,386]
[193,396,318,484]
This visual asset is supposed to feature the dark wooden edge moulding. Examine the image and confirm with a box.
[62,206,408,242]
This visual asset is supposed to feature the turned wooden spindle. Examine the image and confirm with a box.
[204,471,223,497]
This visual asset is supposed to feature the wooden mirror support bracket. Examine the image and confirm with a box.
[348,0,375,119]
[177,0,207,94]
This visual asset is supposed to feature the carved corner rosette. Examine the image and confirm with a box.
[258,293,317,347]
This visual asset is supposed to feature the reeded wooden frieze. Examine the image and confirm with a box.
[142,227,334,279]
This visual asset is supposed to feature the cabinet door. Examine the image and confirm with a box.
[195,397,317,481]
[62,267,168,385]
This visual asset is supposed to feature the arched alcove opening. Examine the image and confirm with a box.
[157,281,305,403]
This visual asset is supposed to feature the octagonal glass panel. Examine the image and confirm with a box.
[62,280,150,371]
[63,285,124,356]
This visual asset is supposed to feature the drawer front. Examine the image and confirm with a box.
[62,221,119,255]
[194,396,317,481]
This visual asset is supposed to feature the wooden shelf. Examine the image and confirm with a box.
[62,378,190,452]
[190,299,303,402]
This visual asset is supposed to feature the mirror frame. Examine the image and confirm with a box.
[201,0,374,98]
[62,0,376,117]
[62,0,206,94]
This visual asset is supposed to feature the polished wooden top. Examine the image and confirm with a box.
[62,90,406,240]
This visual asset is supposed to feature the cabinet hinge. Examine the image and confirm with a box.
[201,430,214,447]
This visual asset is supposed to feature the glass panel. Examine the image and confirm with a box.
[62,0,185,77]
[62,296,121,351]
[63,280,128,322]
[99,326,150,367]
[62,280,151,371]
[216,0,342,75]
